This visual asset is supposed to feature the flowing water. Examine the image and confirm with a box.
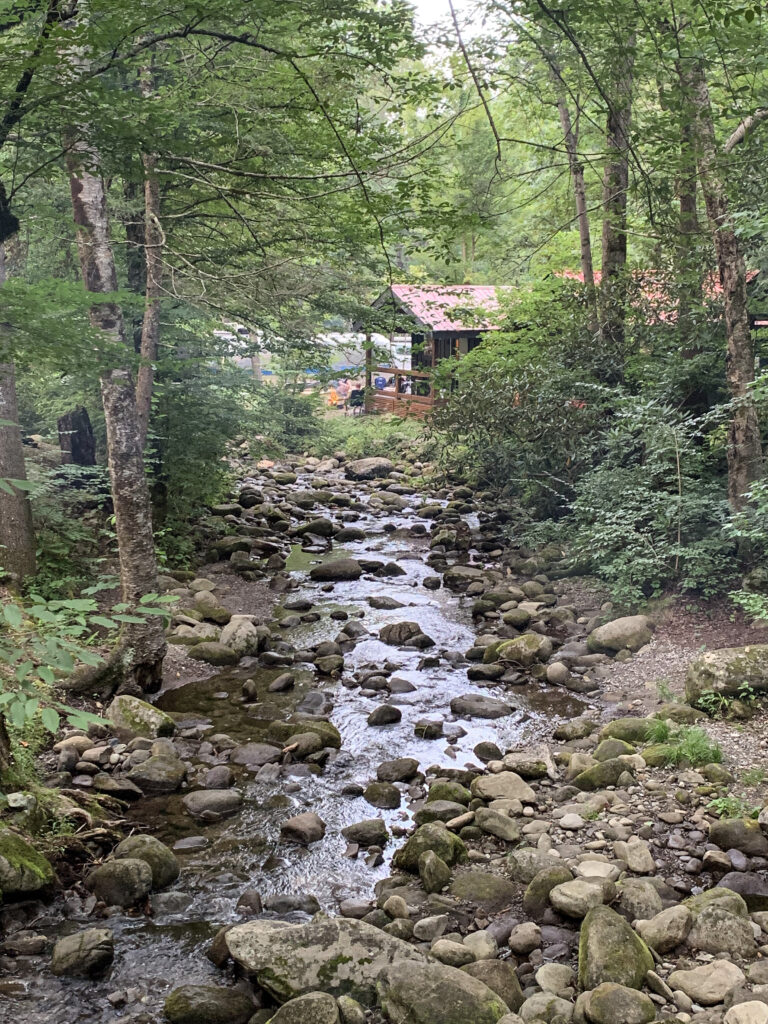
[4,481,589,1024]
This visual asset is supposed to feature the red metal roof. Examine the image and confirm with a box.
[389,284,506,332]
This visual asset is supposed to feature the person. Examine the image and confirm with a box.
[327,386,339,407]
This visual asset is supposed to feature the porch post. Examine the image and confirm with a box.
[364,332,373,412]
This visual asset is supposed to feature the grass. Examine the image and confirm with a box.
[707,795,760,819]
[645,723,723,767]
[741,767,767,787]
[647,718,672,743]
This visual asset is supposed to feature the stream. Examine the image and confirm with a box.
[4,473,590,1024]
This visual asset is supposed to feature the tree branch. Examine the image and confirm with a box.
[724,108,768,153]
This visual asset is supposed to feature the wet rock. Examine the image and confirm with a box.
[428,780,471,805]
[394,822,468,872]
[415,719,443,739]
[163,984,253,1024]
[281,811,326,844]
[367,705,402,726]
[462,960,523,1013]
[316,654,345,674]
[264,893,321,915]
[416,800,467,826]
[342,820,389,848]
[309,559,363,582]
[182,789,243,820]
[667,961,746,1005]
[0,828,55,895]
[378,757,420,783]
[230,742,281,766]
[86,858,153,907]
[127,754,186,794]
[377,960,511,1024]
[51,928,114,978]
[450,694,513,719]
[226,916,425,1005]
[364,781,401,809]
[269,672,295,693]
[113,835,180,889]
[188,641,239,666]
[346,457,394,480]
[369,595,406,609]
[106,695,176,740]
[270,992,340,1024]
[203,765,233,789]
[578,905,653,990]
[585,982,656,1024]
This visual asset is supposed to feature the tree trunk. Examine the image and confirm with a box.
[66,145,166,692]
[58,406,96,465]
[0,240,36,581]
[136,150,162,448]
[600,37,635,357]
[686,60,763,510]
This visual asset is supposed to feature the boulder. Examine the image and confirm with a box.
[471,772,536,804]
[225,916,425,1005]
[106,695,176,740]
[393,823,468,873]
[380,621,427,646]
[599,718,651,743]
[85,858,153,907]
[127,754,186,794]
[725,1004,768,1024]
[572,758,631,791]
[634,905,691,953]
[667,961,745,1006]
[268,992,339,1024]
[475,808,521,842]
[710,817,768,857]
[549,879,605,918]
[522,865,574,921]
[719,871,768,912]
[346,457,394,480]
[578,905,653,990]
[113,835,179,889]
[309,559,363,582]
[450,694,513,720]
[0,828,55,895]
[164,984,253,1024]
[492,633,552,667]
[687,903,756,957]
[587,615,653,653]
[585,983,655,1024]
[51,928,114,977]
[193,590,232,624]
[462,960,524,1013]
[377,960,511,1024]
[187,641,239,666]
[518,993,572,1021]
[449,871,517,912]
[341,820,388,848]
[230,742,281,767]
[182,789,242,821]
[220,616,267,656]
[281,812,326,844]
[685,645,768,703]
[419,850,452,893]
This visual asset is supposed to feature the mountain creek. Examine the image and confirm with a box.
[3,448,768,1024]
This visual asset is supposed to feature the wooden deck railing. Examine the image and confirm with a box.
[368,366,436,419]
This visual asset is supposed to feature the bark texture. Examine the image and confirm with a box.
[66,146,166,691]
[686,60,763,509]
[136,151,162,448]
[600,38,635,357]
[0,241,36,581]
[58,406,96,465]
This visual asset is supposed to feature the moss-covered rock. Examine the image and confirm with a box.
[684,886,749,919]
[587,615,653,653]
[586,982,655,1024]
[599,718,651,743]
[393,823,468,873]
[462,960,523,1013]
[427,780,472,805]
[267,992,339,1024]
[267,718,341,749]
[522,865,574,921]
[709,817,768,857]
[685,644,768,704]
[572,757,633,791]
[494,633,552,667]
[51,928,113,977]
[641,743,676,767]
[164,984,253,1024]
[0,828,55,896]
[578,905,653,990]
[106,694,176,740]
[377,961,511,1024]
[593,738,636,761]
[113,835,180,889]
[449,870,517,912]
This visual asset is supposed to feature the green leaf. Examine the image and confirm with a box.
[3,604,23,628]
[9,699,26,728]
[38,666,55,684]
[0,479,15,495]
[112,614,148,623]
[90,616,118,629]
[41,707,60,733]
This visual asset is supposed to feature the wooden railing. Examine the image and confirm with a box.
[368,366,436,419]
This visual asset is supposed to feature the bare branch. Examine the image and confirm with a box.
[724,108,768,153]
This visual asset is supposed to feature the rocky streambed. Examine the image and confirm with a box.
[3,450,768,1024]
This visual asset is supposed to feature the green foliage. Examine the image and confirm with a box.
[697,682,759,717]
[0,592,175,735]
[319,413,426,463]
[647,718,672,743]
[645,724,722,766]
[707,795,759,819]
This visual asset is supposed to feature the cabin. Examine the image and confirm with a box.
[365,284,506,417]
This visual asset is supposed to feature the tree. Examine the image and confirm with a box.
[0,240,36,582]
